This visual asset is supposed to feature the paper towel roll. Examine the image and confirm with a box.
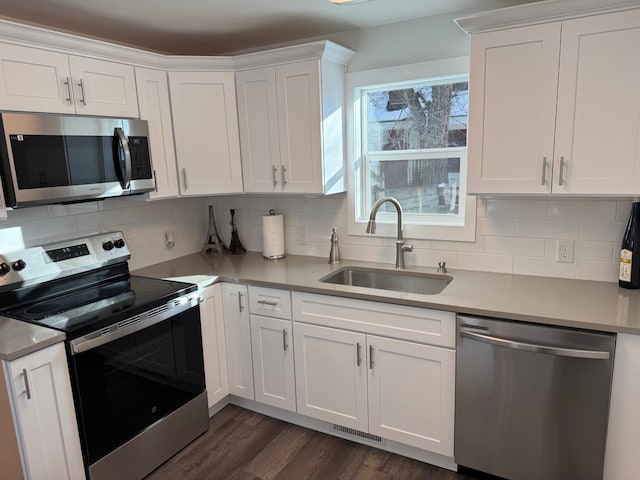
[262,212,285,260]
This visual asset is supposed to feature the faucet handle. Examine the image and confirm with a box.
[401,243,413,252]
[437,261,447,273]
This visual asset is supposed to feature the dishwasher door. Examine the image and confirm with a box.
[455,315,615,480]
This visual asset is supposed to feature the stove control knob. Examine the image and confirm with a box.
[114,239,125,249]
[102,241,114,251]
[0,262,10,275]
[12,259,26,271]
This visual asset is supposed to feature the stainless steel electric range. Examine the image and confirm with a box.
[0,232,209,480]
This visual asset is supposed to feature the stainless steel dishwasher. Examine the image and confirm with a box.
[455,315,615,480]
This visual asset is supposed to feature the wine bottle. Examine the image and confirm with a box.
[619,198,640,289]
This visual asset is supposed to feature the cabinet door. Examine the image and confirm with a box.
[236,67,281,193]
[135,67,180,199]
[0,43,75,114]
[6,343,84,480]
[68,55,139,117]
[276,60,323,193]
[200,284,229,410]
[221,283,254,400]
[169,71,243,196]
[367,335,455,456]
[553,9,640,195]
[467,23,560,194]
[293,322,368,431]
[250,315,295,411]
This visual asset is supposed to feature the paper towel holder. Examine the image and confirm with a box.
[263,209,286,261]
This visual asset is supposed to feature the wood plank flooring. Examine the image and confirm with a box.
[146,405,480,480]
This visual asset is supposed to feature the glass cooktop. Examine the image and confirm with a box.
[0,268,197,338]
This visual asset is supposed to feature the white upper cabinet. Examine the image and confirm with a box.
[467,23,560,194]
[0,43,138,117]
[135,67,180,199]
[169,71,243,196]
[467,7,640,196]
[235,42,355,194]
[553,9,640,195]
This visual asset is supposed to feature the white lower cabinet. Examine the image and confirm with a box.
[293,322,368,430]
[4,342,85,480]
[292,291,455,457]
[221,283,254,400]
[250,314,295,411]
[200,284,229,409]
[367,335,454,455]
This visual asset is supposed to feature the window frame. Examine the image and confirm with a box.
[346,56,476,242]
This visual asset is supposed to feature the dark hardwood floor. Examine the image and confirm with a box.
[146,405,480,480]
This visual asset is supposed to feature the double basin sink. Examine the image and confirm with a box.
[319,266,452,295]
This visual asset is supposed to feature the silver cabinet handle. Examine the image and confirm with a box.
[272,165,278,187]
[63,77,73,105]
[558,156,565,186]
[369,345,374,369]
[281,166,287,187]
[238,292,244,312]
[283,329,288,351]
[257,299,278,307]
[182,168,188,190]
[541,157,547,186]
[356,342,362,367]
[459,328,610,359]
[21,369,31,400]
[153,169,158,192]
[77,78,86,106]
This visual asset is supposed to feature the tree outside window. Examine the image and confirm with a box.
[359,77,468,225]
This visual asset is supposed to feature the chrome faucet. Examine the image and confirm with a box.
[365,197,413,269]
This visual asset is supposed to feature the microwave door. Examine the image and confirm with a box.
[113,127,131,190]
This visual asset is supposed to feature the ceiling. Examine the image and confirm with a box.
[0,0,540,55]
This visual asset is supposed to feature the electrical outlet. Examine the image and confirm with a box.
[556,239,575,263]
[296,227,306,245]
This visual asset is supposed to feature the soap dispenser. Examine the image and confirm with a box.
[328,227,341,264]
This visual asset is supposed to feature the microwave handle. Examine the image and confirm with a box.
[114,127,132,189]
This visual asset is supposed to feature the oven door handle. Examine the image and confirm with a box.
[70,293,200,355]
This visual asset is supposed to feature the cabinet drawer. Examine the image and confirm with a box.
[292,291,455,348]
[248,286,292,319]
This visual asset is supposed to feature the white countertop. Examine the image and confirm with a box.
[134,251,640,335]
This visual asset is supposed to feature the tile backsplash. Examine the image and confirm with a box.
[0,194,630,283]
[0,197,209,271]
[209,194,630,283]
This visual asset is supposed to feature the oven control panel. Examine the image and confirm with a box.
[0,231,130,292]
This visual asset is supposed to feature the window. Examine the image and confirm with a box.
[347,58,476,242]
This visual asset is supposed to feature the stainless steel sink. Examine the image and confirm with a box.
[319,266,452,295]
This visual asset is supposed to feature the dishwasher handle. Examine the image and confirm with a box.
[459,328,610,360]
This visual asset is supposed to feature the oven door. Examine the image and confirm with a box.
[67,303,205,466]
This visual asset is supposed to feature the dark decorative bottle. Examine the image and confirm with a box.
[619,199,640,289]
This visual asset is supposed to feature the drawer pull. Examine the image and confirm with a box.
[257,299,278,307]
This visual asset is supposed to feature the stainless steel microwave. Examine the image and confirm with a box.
[0,113,156,208]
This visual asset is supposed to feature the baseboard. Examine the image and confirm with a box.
[228,395,458,472]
